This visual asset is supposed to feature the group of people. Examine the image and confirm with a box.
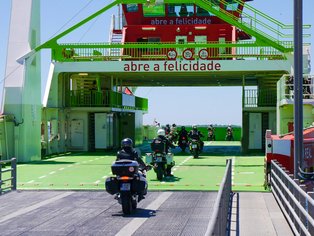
[114,124,235,199]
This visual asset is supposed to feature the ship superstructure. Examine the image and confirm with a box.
[0,0,312,161]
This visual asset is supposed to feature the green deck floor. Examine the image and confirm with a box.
[9,141,266,192]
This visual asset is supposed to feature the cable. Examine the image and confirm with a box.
[0,64,23,85]
[47,0,95,40]
[78,14,101,42]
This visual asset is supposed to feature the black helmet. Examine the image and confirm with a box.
[172,123,176,127]
[166,124,170,127]
[181,126,185,130]
[121,138,133,148]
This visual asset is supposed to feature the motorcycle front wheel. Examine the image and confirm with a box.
[193,149,199,158]
[156,164,164,181]
[121,192,132,215]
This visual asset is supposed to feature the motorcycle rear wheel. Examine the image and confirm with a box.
[156,165,164,181]
[121,192,132,215]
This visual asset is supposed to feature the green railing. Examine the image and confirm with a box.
[244,89,276,108]
[68,90,148,111]
[277,74,314,101]
[53,41,288,62]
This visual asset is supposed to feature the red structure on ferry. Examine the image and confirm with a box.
[117,1,252,59]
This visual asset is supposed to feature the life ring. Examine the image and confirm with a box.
[62,48,74,58]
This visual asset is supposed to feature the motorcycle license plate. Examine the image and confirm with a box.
[156,157,162,162]
[192,144,197,148]
[120,183,130,191]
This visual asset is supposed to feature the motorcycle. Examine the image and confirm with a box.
[225,130,234,141]
[178,135,188,152]
[166,130,178,144]
[146,152,174,181]
[105,160,148,215]
[207,129,216,141]
[189,139,200,158]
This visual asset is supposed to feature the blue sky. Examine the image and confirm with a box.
[0,0,313,126]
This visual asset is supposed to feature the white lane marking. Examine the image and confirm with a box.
[94,180,101,184]
[232,156,235,186]
[49,171,56,175]
[58,168,65,171]
[0,192,74,223]
[115,192,173,236]
[27,180,34,184]
[39,175,46,179]
[102,176,107,179]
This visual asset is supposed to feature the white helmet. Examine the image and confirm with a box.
[157,129,165,136]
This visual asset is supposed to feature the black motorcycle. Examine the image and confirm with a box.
[189,139,200,158]
[207,129,216,141]
[146,152,174,181]
[178,135,188,152]
[225,130,234,141]
[105,160,148,215]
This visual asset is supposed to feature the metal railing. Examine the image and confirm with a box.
[271,160,314,236]
[0,158,17,195]
[205,158,232,236]
[68,90,148,111]
[52,41,288,62]
[244,89,276,108]
[277,74,314,102]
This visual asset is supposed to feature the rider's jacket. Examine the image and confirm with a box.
[178,129,188,138]
[151,135,175,153]
[188,130,204,140]
[116,147,146,168]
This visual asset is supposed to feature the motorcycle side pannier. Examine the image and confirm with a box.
[111,160,139,177]
[166,153,174,164]
[105,177,119,195]
[145,153,153,164]
[132,177,147,193]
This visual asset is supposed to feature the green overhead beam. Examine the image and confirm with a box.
[35,0,310,54]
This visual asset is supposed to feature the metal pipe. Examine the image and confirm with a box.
[293,0,303,179]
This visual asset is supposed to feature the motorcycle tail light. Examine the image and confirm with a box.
[119,176,132,181]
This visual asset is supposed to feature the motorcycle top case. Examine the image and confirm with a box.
[111,160,139,177]
[105,177,119,195]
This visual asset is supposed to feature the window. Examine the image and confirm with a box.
[143,4,165,17]
[126,4,138,12]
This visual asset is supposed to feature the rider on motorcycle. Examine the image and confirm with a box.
[188,125,204,151]
[164,124,171,135]
[225,124,234,141]
[116,138,148,201]
[207,124,216,141]
[177,126,189,152]
[151,129,176,177]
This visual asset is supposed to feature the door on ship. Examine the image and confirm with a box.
[249,113,262,149]
[176,36,187,57]
[194,35,207,57]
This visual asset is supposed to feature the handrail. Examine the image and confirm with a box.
[0,158,17,195]
[271,160,314,236]
[52,41,289,62]
[205,158,232,236]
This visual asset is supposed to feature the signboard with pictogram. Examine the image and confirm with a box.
[183,49,193,60]
[199,49,209,60]
[167,49,177,60]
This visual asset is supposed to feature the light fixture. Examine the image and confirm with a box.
[78,73,88,76]
[195,26,207,30]
[142,27,156,31]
